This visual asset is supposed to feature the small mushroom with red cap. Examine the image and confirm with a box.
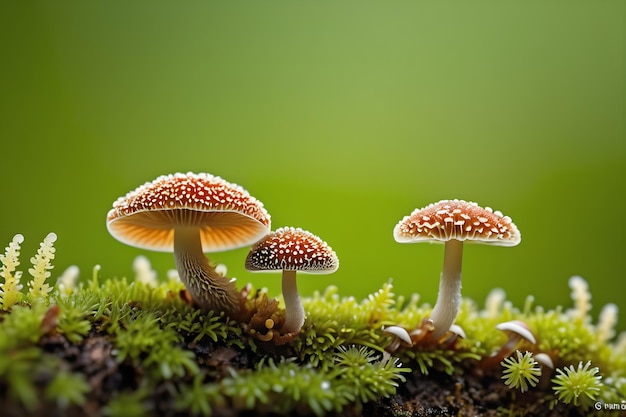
[245,227,339,334]
[394,199,521,341]
[106,172,271,317]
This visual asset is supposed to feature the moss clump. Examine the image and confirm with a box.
[500,350,541,393]
[1,233,625,416]
[552,360,603,410]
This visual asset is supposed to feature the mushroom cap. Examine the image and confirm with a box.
[533,353,554,369]
[495,320,536,344]
[393,199,520,246]
[383,325,413,345]
[245,227,339,274]
[107,172,271,252]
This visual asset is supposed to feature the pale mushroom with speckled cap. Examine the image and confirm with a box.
[106,172,271,317]
[394,199,521,340]
[245,227,339,334]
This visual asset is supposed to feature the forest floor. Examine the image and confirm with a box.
[2,328,605,417]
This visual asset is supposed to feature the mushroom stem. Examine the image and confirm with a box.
[280,270,305,334]
[174,227,239,316]
[429,239,464,340]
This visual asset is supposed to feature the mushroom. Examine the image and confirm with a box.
[480,320,537,369]
[439,323,467,348]
[383,325,413,353]
[245,227,339,334]
[533,352,555,389]
[106,172,271,317]
[394,199,521,340]
[533,352,554,370]
[495,320,537,353]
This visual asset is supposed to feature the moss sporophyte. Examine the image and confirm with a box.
[0,174,624,416]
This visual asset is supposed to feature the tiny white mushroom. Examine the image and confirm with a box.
[496,320,537,347]
[533,353,554,370]
[383,325,413,353]
[481,320,537,369]
[383,325,413,345]
[438,323,467,347]
[448,324,467,339]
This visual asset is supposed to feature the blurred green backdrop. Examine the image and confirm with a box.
[1,2,624,329]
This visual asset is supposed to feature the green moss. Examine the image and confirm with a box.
[501,350,541,392]
[552,361,603,409]
[1,233,625,416]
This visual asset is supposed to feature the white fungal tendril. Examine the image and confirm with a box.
[57,265,80,296]
[484,288,506,319]
[92,265,101,282]
[614,332,626,356]
[215,264,228,277]
[133,255,158,287]
[523,295,535,316]
[596,303,618,343]
[167,269,180,281]
[568,276,591,324]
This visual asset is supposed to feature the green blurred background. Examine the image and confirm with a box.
[1,2,624,330]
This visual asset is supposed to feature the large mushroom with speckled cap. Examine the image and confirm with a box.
[394,199,520,341]
[106,172,271,317]
[245,227,339,334]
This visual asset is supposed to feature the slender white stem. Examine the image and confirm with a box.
[429,239,464,340]
[281,270,305,334]
[174,227,239,316]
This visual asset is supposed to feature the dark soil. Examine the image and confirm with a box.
[366,369,561,417]
[2,331,623,417]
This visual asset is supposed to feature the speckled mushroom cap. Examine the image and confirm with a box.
[245,227,339,273]
[393,199,520,246]
[107,172,271,252]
